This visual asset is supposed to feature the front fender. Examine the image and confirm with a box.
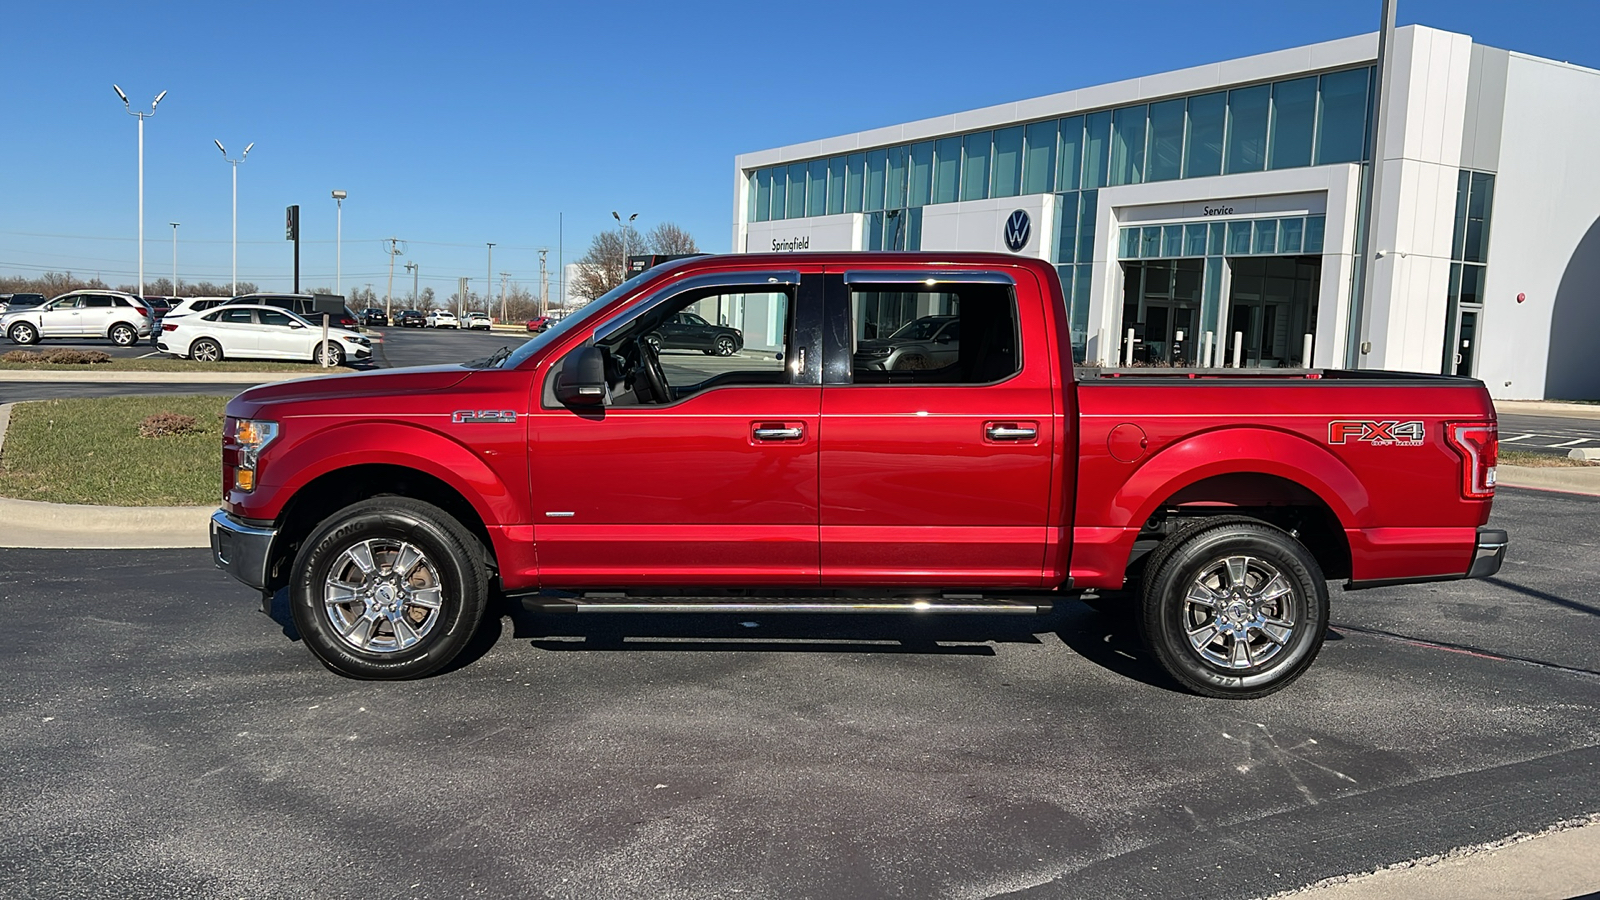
[1107,426,1370,531]
[247,420,522,527]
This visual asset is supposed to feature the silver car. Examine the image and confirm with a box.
[1,290,153,347]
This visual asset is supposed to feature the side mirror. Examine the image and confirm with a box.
[554,344,607,407]
[934,333,953,344]
[289,322,306,329]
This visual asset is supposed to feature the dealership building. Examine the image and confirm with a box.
[730,25,1600,400]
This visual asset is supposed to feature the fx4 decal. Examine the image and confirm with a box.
[1329,420,1426,447]
[452,409,517,424]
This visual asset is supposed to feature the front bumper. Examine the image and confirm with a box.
[210,509,278,591]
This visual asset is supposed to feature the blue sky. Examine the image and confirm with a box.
[3,0,1596,303]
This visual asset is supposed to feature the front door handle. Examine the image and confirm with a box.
[985,422,1037,441]
[753,425,804,442]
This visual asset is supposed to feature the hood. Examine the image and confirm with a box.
[229,364,475,411]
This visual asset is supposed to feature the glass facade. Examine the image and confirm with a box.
[1118,216,1326,260]
[747,66,1373,223]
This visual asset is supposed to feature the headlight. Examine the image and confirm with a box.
[229,418,279,492]
[861,346,892,357]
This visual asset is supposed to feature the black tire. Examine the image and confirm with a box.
[190,338,223,362]
[316,341,345,367]
[643,334,662,353]
[110,323,137,347]
[892,353,928,371]
[1138,520,1327,699]
[714,336,737,357]
[8,322,38,345]
[290,497,488,680]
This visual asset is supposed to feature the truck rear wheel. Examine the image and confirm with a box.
[1138,520,1327,699]
[290,497,488,679]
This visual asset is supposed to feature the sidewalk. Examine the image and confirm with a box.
[1275,816,1600,900]
[1495,398,1600,420]
[0,495,210,548]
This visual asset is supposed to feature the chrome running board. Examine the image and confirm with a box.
[532,596,1050,615]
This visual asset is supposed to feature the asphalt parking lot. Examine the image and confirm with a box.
[1,486,1596,900]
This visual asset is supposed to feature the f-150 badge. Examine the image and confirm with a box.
[452,410,517,424]
[1328,420,1425,447]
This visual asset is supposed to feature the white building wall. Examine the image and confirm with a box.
[1361,26,1473,373]
[1477,54,1600,400]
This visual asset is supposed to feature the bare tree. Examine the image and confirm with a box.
[418,287,437,311]
[645,222,700,255]
[570,227,637,301]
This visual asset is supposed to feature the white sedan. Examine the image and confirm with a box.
[426,310,459,329]
[157,304,372,366]
[464,312,492,330]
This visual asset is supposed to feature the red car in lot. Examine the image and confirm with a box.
[210,252,1503,697]
[525,316,552,333]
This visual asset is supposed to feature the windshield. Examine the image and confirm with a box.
[888,317,946,341]
[490,269,656,370]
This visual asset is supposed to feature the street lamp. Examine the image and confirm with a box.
[612,211,637,281]
[114,85,167,297]
[214,139,254,296]
[331,190,347,296]
[485,243,495,319]
[169,222,180,294]
[404,261,419,309]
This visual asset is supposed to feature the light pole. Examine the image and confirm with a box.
[612,211,637,283]
[213,139,254,296]
[405,262,419,308]
[485,243,495,317]
[331,190,347,296]
[169,222,179,293]
[113,85,167,297]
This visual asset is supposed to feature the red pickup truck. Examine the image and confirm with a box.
[211,252,1505,698]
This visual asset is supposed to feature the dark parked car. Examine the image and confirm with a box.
[853,315,960,371]
[395,309,426,327]
[3,293,46,310]
[222,293,360,330]
[643,311,743,356]
[360,307,388,327]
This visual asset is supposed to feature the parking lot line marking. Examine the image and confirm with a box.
[1501,434,1537,442]
[137,352,161,359]
[1548,439,1591,447]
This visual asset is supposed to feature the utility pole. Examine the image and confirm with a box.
[384,238,403,320]
[500,272,510,322]
[538,249,549,317]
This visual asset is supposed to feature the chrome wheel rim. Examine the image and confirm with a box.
[716,337,735,356]
[1183,555,1296,670]
[112,327,133,345]
[322,538,444,654]
[193,341,219,361]
[12,325,34,343]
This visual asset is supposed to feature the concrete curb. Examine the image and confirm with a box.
[0,370,316,383]
[1495,464,1600,497]
[0,400,212,549]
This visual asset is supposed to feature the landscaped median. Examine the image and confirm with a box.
[0,396,225,548]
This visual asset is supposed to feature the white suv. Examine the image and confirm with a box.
[426,310,459,329]
[1,290,153,347]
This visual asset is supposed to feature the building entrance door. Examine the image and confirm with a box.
[1120,259,1202,365]
[1444,306,1480,377]
[1225,256,1320,367]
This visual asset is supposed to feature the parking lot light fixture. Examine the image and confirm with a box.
[215,140,254,296]
[331,190,347,295]
[116,84,167,298]
[170,222,180,293]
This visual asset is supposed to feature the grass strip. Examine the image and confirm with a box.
[0,396,227,506]
[0,357,353,373]
[1500,449,1600,468]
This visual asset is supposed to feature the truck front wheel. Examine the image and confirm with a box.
[1138,520,1327,699]
[290,497,488,679]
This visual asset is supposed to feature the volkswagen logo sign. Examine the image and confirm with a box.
[1003,209,1031,253]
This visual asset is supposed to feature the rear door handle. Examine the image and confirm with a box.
[753,423,805,442]
[985,422,1037,441]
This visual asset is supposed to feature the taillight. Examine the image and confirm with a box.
[1445,422,1497,500]
[163,322,178,331]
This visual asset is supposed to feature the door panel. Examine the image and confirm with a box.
[255,310,311,359]
[38,300,82,336]
[819,271,1057,587]
[530,270,824,587]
